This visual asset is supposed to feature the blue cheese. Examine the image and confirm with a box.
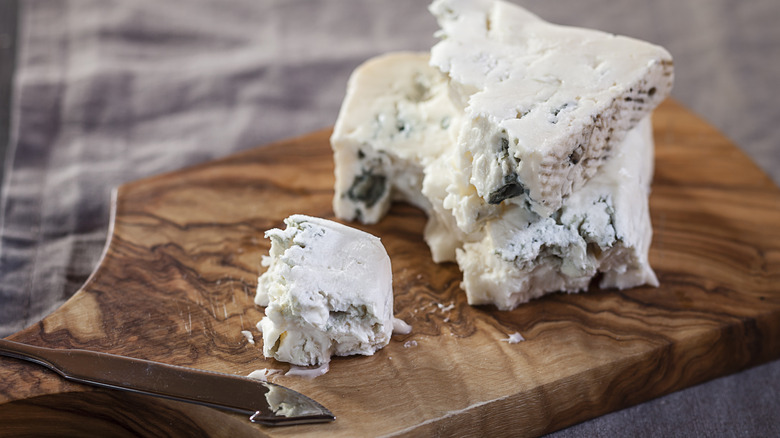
[330,0,670,311]
[455,118,658,310]
[331,52,462,224]
[430,0,673,228]
[332,53,659,310]
[255,215,394,366]
[330,52,469,262]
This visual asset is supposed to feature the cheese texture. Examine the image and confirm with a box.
[331,52,462,224]
[430,0,673,229]
[255,215,394,366]
[455,117,658,310]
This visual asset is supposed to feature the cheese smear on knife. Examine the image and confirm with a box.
[330,0,672,310]
[255,215,394,366]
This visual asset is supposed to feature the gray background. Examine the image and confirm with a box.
[1,0,778,435]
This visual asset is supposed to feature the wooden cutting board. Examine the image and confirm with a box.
[1,99,779,437]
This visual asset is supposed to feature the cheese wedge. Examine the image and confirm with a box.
[330,0,671,310]
[430,0,673,230]
[255,215,394,366]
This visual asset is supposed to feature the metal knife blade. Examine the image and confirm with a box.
[0,339,334,426]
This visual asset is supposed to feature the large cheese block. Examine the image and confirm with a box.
[429,0,673,230]
[331,0,670,310]
[332,53,658,309]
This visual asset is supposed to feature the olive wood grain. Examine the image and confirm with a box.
[1,99,779,437]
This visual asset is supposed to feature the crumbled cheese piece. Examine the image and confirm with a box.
[285,362,331,379]
[392,318,413,335]
[501,332,525,344]
[255,215,394,366]
[437,302,455,312]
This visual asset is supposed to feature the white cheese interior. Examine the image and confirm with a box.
[255,215,393,366]
[331,52,462,224]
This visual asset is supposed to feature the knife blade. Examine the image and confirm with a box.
[0,339,334,426]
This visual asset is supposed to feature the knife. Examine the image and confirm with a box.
[0,339,335,426]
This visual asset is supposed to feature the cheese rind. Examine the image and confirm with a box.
[429,0,673,226]
[255,215,393,366]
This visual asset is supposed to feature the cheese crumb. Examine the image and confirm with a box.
[437,302,455,312]
[241,330,255,345]
[393,318,413,335]
[501,332,525,344]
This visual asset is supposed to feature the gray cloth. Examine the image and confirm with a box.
[0,0,436,335]
[1,0,778,436]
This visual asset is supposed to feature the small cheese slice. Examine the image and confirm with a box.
[255,215,393,366]
[429,0,673,229]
